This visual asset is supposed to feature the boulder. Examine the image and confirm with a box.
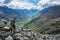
[0,38,2,40]
[5,36,13,40]
[13,33,24,40]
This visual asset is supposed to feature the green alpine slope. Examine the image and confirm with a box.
[24,5,60,35]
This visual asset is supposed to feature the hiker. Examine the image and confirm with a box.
[10,18,16,30]
[7,18,17,34]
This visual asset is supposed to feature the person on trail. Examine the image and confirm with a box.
[10,18,16,30]
[9,18,17,34]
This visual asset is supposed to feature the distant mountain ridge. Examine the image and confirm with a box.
[24,5,60,25]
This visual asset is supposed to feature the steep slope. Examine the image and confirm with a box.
[24,5,60,34]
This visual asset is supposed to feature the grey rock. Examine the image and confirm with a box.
[15,36,24,40]
[0,34,8,40]
[23,37,30,40]
[13,33,23,40]
[0,38,2,40]
[5,36,13,40]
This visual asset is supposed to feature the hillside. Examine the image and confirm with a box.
[0,6,40,27]
[24,5,60,35]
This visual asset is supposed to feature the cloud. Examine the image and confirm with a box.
[36,0,60,10]
[5,0,36,10]
[0,0,60,10]
[5,0,50,10]
[38,0,50,5]
[4,0,12,4]
[0,0,12,6]
[36,0,50,10]
[49,0,60,5]
[0,0,4,5]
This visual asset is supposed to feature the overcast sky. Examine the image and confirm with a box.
[0,0,60,10]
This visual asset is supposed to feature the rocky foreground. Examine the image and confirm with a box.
[0,28,60,40]
[0,19,60,40]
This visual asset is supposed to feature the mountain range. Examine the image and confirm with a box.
[0,6,40,27]
[24,5,60,34]
[0,5,60,34]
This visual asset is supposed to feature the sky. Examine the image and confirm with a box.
[0,0,60,10]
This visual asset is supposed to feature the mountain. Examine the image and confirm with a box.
[24,5,60,34]
[0,6,40,27]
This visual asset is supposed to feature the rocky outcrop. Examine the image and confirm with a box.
[0,19,41,40]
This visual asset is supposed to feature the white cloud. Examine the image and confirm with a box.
[0,0,60,10]
[5,0,50,10]
[49,0,60,5]
[37,0,50,5]
[5,0,36,10]
[34,0,51,10]
[36,0,60,10]
[52,1,60,5]
[0,0,5,5]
